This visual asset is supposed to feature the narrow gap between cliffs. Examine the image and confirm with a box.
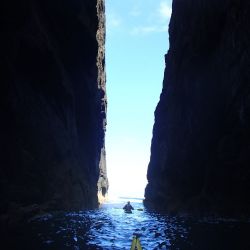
[105,0,172,201]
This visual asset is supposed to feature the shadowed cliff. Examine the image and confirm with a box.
[145,0,250,216]
[0,0,108,226]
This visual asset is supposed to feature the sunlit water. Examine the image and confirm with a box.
[9,198,250,250]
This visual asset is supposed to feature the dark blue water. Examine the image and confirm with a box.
[6,199,250,250]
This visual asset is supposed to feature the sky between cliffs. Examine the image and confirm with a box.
[105,0,172,199]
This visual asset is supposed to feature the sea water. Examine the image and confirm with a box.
[7,197,250,250]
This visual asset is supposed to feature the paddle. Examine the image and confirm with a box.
[113,207,144,211]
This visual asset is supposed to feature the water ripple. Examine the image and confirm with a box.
[23,201,250,250]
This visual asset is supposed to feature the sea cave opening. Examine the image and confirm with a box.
[105,0,172,201]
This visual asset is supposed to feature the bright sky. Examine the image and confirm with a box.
[105,0,172,199]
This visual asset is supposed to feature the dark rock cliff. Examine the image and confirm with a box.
[145,0,250,216]
[0,0,108,224]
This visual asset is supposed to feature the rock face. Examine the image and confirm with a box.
[145,0,250,216]
[1,0,108,221]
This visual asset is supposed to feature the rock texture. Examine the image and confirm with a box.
[145,0,250,216]
[0,0,108,224]
[96,0,109,202]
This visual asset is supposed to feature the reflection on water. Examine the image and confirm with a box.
[8,198,250,250]
[86,200,188,249]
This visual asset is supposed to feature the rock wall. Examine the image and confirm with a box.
[0,0,108,222]
[145,0,250,216]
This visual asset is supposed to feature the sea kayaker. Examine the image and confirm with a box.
[123,201,134,213]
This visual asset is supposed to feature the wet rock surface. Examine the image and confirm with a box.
[145,0,250,216]
[1,0,107,230]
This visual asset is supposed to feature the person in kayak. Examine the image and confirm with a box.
[123,201,134,213]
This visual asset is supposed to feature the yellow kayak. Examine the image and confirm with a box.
[130,236,142,250]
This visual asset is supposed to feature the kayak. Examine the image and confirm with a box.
[124,210,132,214]
[130,236,142,250]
